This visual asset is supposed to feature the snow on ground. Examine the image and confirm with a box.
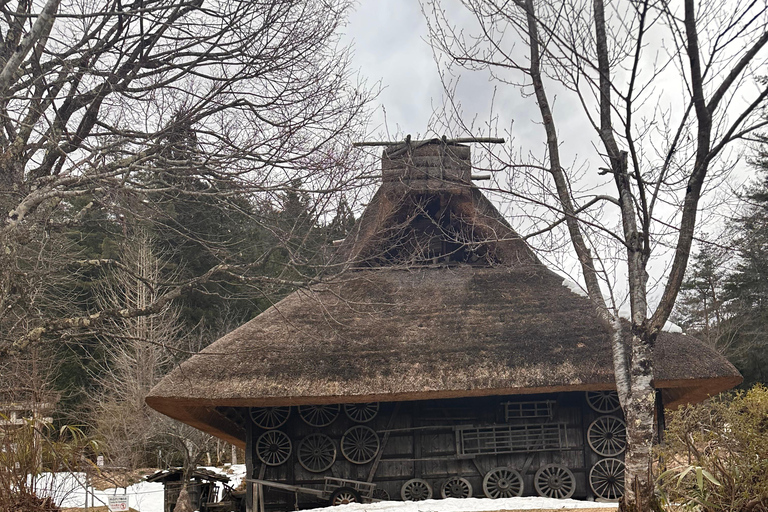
[34,465,248,512]
[200,463,247,490]
[33,472,165,512]
[308,497,617,512]
[36,466,617,512]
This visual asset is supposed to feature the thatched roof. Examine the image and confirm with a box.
[146,141,741,446]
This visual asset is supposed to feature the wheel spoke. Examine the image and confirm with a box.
[341,425,379,464]
[589,458,625,500]
[534,464,575,499]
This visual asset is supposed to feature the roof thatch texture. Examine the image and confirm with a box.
[147,266,740,419]
[146,141,741,445]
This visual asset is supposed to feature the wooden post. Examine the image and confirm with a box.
[655,389,666,445]
[367,403,400,482]
[245,419,253,512]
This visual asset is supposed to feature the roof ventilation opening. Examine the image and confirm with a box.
[360,193,500,267]
[341,137,540,268]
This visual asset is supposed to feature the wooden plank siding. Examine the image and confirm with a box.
[239,391,626,509]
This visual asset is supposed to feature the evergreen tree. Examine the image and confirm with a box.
[722,146,768,386]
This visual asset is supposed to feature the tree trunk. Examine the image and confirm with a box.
[173,486,194,512]
[620,330,657,511]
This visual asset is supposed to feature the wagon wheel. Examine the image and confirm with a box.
[589,458,625,501]
[344,402,379,423]
[401,478,432,501]
[586,391,621,413]
[297,433,336,472]
[256,430,292,466]
[534,464,575,499]
[341,425,379,464]
[588,416,627,456]
[298,404,340,427]
[441,477,472,499]
[329,487,362,506]
[250,406,290,429]
[482,467,524,498]
[372,488,390,501]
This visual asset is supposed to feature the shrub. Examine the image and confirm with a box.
[657,385,768,511]
[0,417,94,512]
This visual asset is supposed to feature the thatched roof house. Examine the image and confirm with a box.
[147,140,741,448]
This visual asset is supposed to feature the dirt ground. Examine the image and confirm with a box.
[62,508,140,512]
[62,509,614,512]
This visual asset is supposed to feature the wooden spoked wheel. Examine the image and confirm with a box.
[372,488,390,501]
[329,487,362,506]
[344,402,379,423]
[482,467,524,498]
[586,391,621,413]
[441,477,472,499]
[298,404,340,427]
[589,458,625,500]
[401,478,432,501]
[256,430,292,466]
[297,433,336,472]
[588,416,627,456]
[250,406,290,429]
[534,464,576,499]
[341,425,379,464]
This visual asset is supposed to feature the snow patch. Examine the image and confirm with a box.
[308,497,617,512]
[32,472,164,512]
[616,306,684,333]
[561,279,588,298]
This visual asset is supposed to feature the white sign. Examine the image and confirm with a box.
[107,495,129,511]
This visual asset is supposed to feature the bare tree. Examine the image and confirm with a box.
[89,228,183,468]
[424,0,768,509]
[0,0,372,355]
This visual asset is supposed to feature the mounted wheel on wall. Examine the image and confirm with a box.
[589,458,625,501]
[255,430,292,466]
[534,464,575,499]
[401,479,432,501]
[344,402,379,423]
[329,487,362,506]
[298,404,340,427]
[372,488,389,501]
[249,406,290,429]
[440,477,472,498]
[587,416,627,456]
[586,391,621,413]
[482,467,524,498]
[341,425,379,464]
[297,433,336,472]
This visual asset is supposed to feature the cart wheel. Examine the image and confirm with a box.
[330,487,362,506]
[372,488,390,501]
[441,476,472,498]
[401,478,432,501]
[482,467,524,498]
[586,391,621,413]
[587,416,627,456]
[589,458,625,500]
[534,464,575,499]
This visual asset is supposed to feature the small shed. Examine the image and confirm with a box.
[145,468,235,512]
[147,139,741,509]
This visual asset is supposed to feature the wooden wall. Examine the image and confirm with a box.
[239,391,626,509]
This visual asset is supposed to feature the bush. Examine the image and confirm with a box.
[0,417,94,512]
[657,385,768,511]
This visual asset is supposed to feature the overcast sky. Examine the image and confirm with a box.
[343,1,445,139]
[339,0,764,308]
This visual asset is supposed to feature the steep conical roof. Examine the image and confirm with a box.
[147,140,741,446]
